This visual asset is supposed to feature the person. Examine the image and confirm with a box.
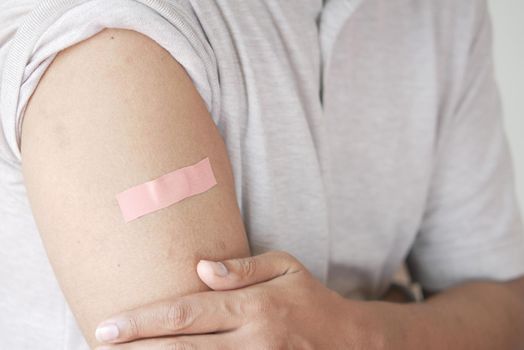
[1,0,523,349]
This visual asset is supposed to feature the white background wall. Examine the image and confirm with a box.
[488,0,524,217]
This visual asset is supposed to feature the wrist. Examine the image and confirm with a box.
[358,301,441,350]
[387,301,445,350]
[336,299,402,349]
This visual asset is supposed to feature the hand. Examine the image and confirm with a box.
[94,251,402,349]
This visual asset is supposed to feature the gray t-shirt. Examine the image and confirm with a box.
[1,0,523,348]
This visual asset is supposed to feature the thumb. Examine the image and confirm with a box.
[196,251,303,291]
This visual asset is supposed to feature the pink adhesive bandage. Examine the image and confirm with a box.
[116,157,217,222]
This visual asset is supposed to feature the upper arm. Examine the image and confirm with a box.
[20,28,249,347]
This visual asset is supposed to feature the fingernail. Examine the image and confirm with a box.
[213,261,229,276]
[201,260,229,277]
[95,323,119,342]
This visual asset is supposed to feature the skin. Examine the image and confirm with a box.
[19,23,524,350]
[21,28,250,348]
[93,252,524,349]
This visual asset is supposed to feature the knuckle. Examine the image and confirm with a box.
[238,290,271,317]
[163,342,196,350]
[279,251,301,265]
[126,316,141,339]
[164,301,194,331]
[259,337,286,350]
[249,321,289,350]
[274,250,292,260]
[238,258,257,278]
[250,291,274,315]
[274,250,303,272]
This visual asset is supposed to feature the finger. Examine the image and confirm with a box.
[95,290,243,344]
[197,250,304,291]
[94,332,237,350]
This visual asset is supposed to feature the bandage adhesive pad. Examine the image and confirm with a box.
[116,157,217,222]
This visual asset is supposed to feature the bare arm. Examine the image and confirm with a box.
[390,277,524,349]
[425,277,524,348]
[21,28,250,347]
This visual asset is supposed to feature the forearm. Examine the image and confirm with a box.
[396,277,524,349]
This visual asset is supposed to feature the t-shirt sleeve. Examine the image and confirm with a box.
[0,0,220,164]
[407,0,524,292]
